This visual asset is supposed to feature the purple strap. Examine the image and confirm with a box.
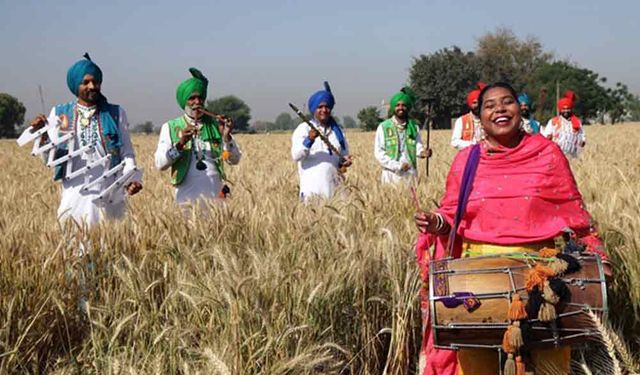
[447,144,481,257]
[439,292,481,312]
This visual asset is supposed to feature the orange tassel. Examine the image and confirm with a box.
[502,326,516,353]
[539,247,559,257]
[525,264,555,292]
[509,294,528,320]
[221,150,231,161]
[516,355,526,375]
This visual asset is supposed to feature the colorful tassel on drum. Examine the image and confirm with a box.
[538,280,560,321]
[508,294,527,321]
[525,264,555,292]
[516,355,526,375]
[504,353,516,375]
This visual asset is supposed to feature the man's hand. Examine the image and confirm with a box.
[419,148,433,159]
[400,163,411,172]
[217,115,234,142]
[308,128,319,141]
[177,124,197,150]
[30,114,47,130]
[340,155,354,168]
[126,181,143,196]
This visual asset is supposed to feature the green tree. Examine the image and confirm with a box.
[274,112,295,130]
[409,46,481,128]
[206,95,252,132]
[0,93,26,138]
[132,121,154,134]
[343,116,357,129]
[476,27,552,91]
[357,106,382,131]
[525,61,611,122]
[624,94,640,122]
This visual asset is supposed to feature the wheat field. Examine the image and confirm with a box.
[1,124,639,374]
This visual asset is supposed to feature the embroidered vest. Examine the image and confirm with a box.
[461,112,475,141]
[52,101,122,181]
[168,116,224,186]
[381,118,418,168]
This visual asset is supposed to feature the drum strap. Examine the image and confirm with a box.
[447,144,481,257]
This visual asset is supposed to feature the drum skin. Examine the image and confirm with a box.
[429,254,607,350]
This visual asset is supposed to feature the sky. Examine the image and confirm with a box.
[1,0,639,127]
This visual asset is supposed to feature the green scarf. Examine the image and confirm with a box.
[168,115,225,185]
[381,118,418,168]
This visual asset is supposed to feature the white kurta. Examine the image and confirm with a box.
[374,118,425,184]
[45,103,140,226]
[291,121,349,201]
[155,116,241,204]
[541,116,586,158]
[450,112,482,150]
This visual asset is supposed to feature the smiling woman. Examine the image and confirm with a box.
[414,83,611,375]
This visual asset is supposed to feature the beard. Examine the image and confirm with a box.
[561,111,572,119]
[521,109,530,118]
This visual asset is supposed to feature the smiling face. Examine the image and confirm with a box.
[314,103,332,125]
[394,102,408,120]
[480,86,522,148]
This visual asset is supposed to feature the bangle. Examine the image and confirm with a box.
[434,213,446,233]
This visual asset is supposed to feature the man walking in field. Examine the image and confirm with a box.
[291,81,353,202]
[155,68,241,204]
[518,93,541,134]
[28,53,142,226]
[450,83,485,150]
[541,90,586,158]
[374,87,428,184]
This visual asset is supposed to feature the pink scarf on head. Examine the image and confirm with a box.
[415,134,603,375]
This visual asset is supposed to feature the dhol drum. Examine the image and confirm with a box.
[429,253,607,350]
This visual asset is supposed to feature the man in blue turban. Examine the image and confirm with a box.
[291,81,353,202]
[517,93,541,134]
[28,53,142,226]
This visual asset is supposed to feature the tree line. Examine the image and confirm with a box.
[2,28,639,137]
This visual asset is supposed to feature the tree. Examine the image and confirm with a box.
[206,95,252,132]
[131,121,154,134]
[343,116,357,129]
[357,106,382,131]
[0,93,26,138]
[252,120,275,132]
[476,27,552,91]
[409,46,481,128]
[274,112,295,130]
[525,61,611,122]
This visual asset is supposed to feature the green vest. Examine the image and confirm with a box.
[381,118,418,168]
[168,116,225,186]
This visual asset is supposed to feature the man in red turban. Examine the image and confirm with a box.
[541,90,586,158]
[451,83,486,150]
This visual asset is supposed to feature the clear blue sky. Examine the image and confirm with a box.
[1,0,638,126]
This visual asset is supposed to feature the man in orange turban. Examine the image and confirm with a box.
[451,83,486,150]
[541,90,586,158]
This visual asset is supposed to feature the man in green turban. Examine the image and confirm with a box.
[155,68,241,205]
[374,87,429,184]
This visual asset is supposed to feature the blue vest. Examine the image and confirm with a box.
[52,100,122,181]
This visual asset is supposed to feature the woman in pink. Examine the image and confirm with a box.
[414,83,610,375]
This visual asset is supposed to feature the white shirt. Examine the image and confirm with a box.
[291,120,349,201]
[45,104,140,226]
[450,112,482,150]
[374,117,425,184]
[541,116,586,158]
[155,116,241,205]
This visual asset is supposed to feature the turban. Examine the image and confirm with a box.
[518,93,532,106]
[466,82,486,108]
[66,53,103,97]
[176,68,209,109]
[308,81,335,114]
[557,90,576,111]
[390,86,416,112]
